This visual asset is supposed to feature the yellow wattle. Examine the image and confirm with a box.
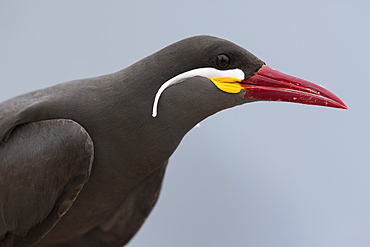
[210,77,244,94]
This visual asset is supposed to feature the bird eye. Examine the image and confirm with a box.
[216,54,230,68]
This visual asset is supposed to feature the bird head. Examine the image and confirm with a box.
[131,36,346,127]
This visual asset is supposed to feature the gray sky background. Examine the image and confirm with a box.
[1,1,369,246]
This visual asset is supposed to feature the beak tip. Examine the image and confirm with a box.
[335,99,348,110]
[332,101,347,110]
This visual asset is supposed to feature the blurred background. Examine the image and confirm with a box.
[1,1,369,246]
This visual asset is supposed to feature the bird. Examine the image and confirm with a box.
[0,35,346,247]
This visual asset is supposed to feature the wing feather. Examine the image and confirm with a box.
[0,119,94,246]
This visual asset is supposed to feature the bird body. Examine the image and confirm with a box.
[0,36,346,246]
[0,67,178,246]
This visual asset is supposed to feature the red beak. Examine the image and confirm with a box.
[241,65,347,109]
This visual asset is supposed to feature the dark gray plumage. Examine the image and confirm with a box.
[0,36,263,246]
[0,35,345,246]
[0,120,93,246]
